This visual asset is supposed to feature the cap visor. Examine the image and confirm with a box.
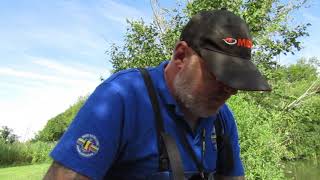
[200,48,272,91]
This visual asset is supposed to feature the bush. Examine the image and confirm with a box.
[0,140,55,167]
[25,141,56,164]
[34,96,86,142]
[228,95,286,179]
[0,139,31,167]
[225,59,320,179]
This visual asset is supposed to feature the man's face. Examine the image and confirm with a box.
[173,53,237,117]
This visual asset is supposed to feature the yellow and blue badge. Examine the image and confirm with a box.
[76,134,100,157]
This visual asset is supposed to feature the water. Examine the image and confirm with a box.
[284,159,320,180]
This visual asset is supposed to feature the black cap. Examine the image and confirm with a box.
[180,9,271,91]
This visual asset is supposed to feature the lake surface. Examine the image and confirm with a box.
[284,159,320,180]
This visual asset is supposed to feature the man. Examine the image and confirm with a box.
[44,9,271,180]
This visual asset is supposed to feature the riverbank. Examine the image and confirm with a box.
[284,159,320,180]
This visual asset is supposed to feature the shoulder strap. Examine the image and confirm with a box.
[172,115,205,174]
[215,112,234,173]
[138,68,185,180]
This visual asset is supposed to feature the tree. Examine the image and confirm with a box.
[110,0,311,75]
[0,126,18,143]
[34,96,87,142]
[107,1,315,179]
[284,57,320,110]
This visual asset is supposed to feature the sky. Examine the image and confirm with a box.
[0,0,319,141]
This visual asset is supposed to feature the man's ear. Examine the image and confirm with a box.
[173,41,189,70]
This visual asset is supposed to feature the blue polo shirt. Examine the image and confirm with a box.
[50,61,244,179]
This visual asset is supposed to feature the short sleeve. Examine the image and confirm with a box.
[50,82,125,179]
[216,104,244,176]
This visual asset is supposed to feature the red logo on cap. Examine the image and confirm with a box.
[223,37,253,49]
[223,37,237,45]
[237,38,252,48]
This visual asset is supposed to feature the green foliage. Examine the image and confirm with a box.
[0,139,29,166]
[110,20,170,73]
[0,126,18,144]
[106,0,318,179]
[110,0,310,74]
[188,0,310,56]
[0,139,54,167]
[34,96,87,142]
[228,95,286,179]
[286,58,318,83]
[187,0,311,79]
[24,141,55,164]
[15,0,315,179]
[225,58,320,179]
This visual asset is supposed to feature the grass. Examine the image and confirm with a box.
[0,163,50,180]
[0,140,55,167]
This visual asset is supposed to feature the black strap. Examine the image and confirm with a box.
[170,113,205,175]
[139,67,234,177]
[215,112,234,173]
[161,132,185,180]
[138,68,166,164]
[173,110,235,175]
[138,68,185,180]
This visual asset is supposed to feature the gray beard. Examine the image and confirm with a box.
[173,72,217,118]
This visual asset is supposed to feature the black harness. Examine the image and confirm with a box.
[139,68,234,180]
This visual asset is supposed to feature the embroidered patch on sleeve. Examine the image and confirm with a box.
[76,134,100,157]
